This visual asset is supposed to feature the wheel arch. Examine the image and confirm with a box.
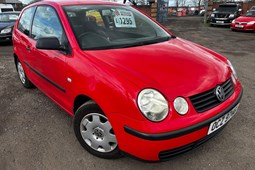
[73,94,93,114]
[13,53,18,68]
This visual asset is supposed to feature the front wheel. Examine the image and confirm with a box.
[73,101,122,159]
[16,59,34,88]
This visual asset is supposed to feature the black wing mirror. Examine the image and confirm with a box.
[36,37,61,50]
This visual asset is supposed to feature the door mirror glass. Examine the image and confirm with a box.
[36,37,61,50]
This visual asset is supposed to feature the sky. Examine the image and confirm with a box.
[19,0,32,4]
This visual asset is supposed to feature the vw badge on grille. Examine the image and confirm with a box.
[215,86,225,102]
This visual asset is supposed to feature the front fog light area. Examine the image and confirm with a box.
[174,97,189,115]
[138,89,169,122]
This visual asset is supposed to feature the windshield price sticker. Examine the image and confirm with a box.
[114,10,136,28]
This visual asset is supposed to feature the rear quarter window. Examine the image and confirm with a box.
[18,7,36,36]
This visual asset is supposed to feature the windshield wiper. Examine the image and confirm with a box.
[84,36,173,50]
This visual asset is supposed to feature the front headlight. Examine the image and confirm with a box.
[211,14,215,17]
[247,21,255,25]
[0,28,12,34]
[229,14,235,18]
[232,19,236,24]
[137,89,169,122]
[227,60,237,79]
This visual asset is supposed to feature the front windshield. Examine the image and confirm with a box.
[63,5,171,50]
[0,13,19,22]
[217,5,237,12]
[244,11,255,17]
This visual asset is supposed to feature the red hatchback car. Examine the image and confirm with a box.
[231,10,255,31]
[13,0,242,161]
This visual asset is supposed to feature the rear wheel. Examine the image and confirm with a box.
[74,101,122,159]
[16,59,34,88]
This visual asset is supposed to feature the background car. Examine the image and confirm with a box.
[0,4,14,13]
[0,11,19,42]
[231,10,255,31]
[247,6,255,12]
[210,3,242,26]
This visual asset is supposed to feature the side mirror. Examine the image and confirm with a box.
[36,37,61,50]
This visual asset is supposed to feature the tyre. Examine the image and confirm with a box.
[74,101,122,159]
[15,59,34,88]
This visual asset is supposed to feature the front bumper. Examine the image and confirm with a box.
[114,83,242,161]
[210,18,234,26]
[0,33,12,42]
[231,23,255,31]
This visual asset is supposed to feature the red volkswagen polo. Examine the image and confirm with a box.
[12,0,242,161]
[231,10,255,31]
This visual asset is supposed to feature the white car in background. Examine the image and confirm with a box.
[0,4,14,13]
[247,6,255,12]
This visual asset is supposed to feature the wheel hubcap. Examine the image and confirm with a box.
[93,127,104,140]
[17,62,26,84]
[80,113,117,153]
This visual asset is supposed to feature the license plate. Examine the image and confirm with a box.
[235,25,244,28]
[216,21,224,24]
[208,104,239,135]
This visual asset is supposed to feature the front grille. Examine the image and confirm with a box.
[190,78,234,113]
[236,22,247,25]
[215,13,230,18]
[158,126,224,161]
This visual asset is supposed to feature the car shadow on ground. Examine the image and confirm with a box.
[0,41,13,46]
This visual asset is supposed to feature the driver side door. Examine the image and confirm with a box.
[26,5,70,109]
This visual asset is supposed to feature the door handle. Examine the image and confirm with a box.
[26,46,31,51]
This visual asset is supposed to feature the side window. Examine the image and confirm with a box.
[18,7,36,36]
[31,6,63,42]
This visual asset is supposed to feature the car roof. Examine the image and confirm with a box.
[34,0,126,6]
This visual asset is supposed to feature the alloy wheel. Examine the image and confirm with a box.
[80,113,117,153]
[17,62,26,84]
